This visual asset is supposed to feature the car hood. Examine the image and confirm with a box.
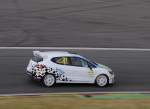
[97,63,112,72]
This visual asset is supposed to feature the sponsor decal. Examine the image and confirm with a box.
[32,66,71,81]
[88,69,94,77]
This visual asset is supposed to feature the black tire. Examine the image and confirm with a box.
[95,74,108,87]
[43,74,55,87]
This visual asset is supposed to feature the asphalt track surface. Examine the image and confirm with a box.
[0,0,150,48]
[0,49,150,94]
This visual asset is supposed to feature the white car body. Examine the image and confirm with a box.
[27,51,115,87]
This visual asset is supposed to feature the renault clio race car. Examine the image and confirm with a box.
[26,51,115,87]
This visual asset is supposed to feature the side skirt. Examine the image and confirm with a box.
[56,80,94,84]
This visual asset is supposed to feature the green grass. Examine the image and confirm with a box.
[0,94,150,109]
[81,94,150,100]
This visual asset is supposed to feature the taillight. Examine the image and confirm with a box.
[34,64,46,76]
[36,64,46,69]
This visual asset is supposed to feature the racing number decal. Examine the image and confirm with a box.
[56,57,69,65]
[64,57,69,65]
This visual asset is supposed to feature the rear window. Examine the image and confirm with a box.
[32,56,43,62]
[51,57,71,65]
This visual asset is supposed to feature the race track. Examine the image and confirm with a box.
[0,49,150,94]
[0,0,150,48]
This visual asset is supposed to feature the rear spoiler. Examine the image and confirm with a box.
[33,51,41,57]
[33,51,48,59]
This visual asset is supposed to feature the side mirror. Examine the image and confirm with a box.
[88,65,93,70]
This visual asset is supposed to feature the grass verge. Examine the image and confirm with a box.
[0,93,150,109]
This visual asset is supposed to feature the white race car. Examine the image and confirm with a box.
[27,51,115,87]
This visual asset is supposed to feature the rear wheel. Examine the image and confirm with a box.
[43,74,55,87]
[95,74,108,87]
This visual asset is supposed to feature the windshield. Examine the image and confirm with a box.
[91,61,98,66]
[81,56,98,68]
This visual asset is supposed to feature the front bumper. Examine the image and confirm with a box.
[109,74,115,84]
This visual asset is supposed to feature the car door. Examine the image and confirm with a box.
[67,57,95,83]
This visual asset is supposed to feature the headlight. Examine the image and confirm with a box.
[109,71,114,75]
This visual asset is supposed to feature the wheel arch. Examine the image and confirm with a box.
[42,73,56,87]
[95,74,109,84]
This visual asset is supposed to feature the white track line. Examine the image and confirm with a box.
[0,47,150,51]
[1,91,150,96]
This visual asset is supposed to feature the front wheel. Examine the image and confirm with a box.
[95,74,108,87]
[43,74,55,87]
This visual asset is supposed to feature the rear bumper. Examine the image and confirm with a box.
[26,71,33,76]
[26,71,32,76]
[26,71,42,80]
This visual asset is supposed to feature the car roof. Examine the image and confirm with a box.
[37,51,83,59]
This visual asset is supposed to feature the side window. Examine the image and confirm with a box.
[70,57,88,67]
[51,57,71,65]
[70,57,82,67]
